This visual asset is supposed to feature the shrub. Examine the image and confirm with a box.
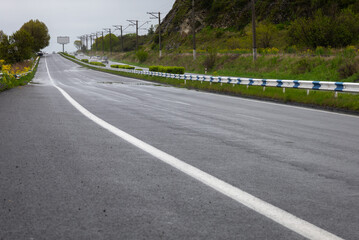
[81,59,89,63]
[343,46,357,58]
[203,47,217,70]
[136,50,148,63]
[294,59,312,74]
[149,66,160,72]
[111,64,135,70]
[89,61,105,67]
[288,9,359,48]
[62,52,76,59]
[338,61,358,79]
[285,45,298,54]
[149,65,185,74]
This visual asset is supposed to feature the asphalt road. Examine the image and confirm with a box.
[1,54,358,240]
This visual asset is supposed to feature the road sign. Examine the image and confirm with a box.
[57,36,70,44]
[57,36,70,52]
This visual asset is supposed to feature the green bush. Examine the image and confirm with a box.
[149,66,160,72]
[136,50,148,63]
[81,59,89,63]
[203,47,217,71]
[338,61,359,79]
[111,64,135,70]
[89,61,105,67]
[289,9,359,48]
[62,52,76,59]
[149,65,185,74]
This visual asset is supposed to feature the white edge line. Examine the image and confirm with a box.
[45,57,344,240]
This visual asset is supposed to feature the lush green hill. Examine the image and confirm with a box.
[162,0,359,32]
[158,0,359,50]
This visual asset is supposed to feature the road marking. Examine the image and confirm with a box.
[45,57,344,240]
[236,113,263,121]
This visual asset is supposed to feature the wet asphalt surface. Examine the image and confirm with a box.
[1,54,358,240]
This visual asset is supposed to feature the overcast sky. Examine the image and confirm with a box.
[0,0,176,52]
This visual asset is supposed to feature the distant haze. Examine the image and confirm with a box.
[0,0,176,53]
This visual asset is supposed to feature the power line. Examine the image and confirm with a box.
[147,12,162,58]
[127,20,139,50]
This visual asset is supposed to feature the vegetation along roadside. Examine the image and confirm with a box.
[0,58,39,92]
[60,53,359,114]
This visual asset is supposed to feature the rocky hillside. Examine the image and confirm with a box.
[161,0,359,35]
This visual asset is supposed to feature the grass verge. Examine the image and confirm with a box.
[60,53,359,114]
[0,59,39,92]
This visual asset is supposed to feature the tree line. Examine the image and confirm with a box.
[0,19,50,64]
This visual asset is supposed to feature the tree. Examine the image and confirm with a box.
[0,34,14,63]
[0,30,5,43]
[20,19,50,52]
[11,29,34,62]
[256,22,279,48]
[288,9,359,48]
[74,40,82,50]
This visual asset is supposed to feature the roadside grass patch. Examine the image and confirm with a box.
[0,60,39,92]
[89,61,106,67]
[60,53,359,113]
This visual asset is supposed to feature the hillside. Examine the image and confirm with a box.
[161,0,359,35]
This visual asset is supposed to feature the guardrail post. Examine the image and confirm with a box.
[283,88,286,93]
[307,89,310,96]
[263,86,266,91]
[335,91,338,98]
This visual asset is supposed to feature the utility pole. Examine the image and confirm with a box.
[192,0,196,60]
[85,35,88,51]
[101,31,104,55]
[251,0,257,61]
[78,36,84,52]
[147,12,162,58]
[113,25,124,52]
[127,20,139,50]
[89,34,93,54]
[95,33,98,52]
[103,28,112,56]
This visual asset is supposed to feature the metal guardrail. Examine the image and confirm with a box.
[63,54,359,94]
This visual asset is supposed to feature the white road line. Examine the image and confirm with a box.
[236,113,263,121]
[45,57,344,240]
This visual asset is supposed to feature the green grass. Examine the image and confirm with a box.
[89,61,106,67]
[109,51,359,83]
[111,64,135,70]
[0,60,39,92]
[60,53,359,113]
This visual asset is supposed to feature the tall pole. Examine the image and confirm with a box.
[102,31,104,55]
[109,29,112,56]
[89,35,93,55]
[192,0,196,60]
[136,21,138,50]
[114,25,124,52]
[147,12,162,58]
[103,28,112,56]
[127,20,139,50]
[86,35,88,51]
[252,0,257,61]
[159,12,162,58]
[121,26,123,52]
[95,33,98,52]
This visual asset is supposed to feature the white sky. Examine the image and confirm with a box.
[0,0,176,53]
